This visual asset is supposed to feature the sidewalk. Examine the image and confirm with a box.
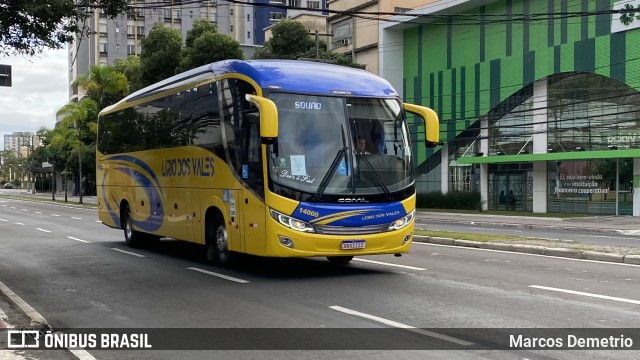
[414,210,640,265]
[415,210,640,235]
[15,191,97,206]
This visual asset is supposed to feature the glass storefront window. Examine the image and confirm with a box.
[547,159,632,215]
[548,73,640,152]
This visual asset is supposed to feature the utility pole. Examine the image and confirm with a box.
[313,29,333,59]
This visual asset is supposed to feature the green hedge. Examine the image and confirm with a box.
[416,191,482,210]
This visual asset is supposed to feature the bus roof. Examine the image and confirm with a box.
[102,60,398,115]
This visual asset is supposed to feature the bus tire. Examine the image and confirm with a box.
[207,221,235,266]
[327,256,354,265]
[123,204,143,248]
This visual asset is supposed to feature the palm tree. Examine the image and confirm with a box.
[48,127,78,203]
[36,127,56,200]
[56,99,97,204]
[72,65,129,110]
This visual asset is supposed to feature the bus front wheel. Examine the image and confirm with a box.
[327,256,354,265]
[207,222,235,266]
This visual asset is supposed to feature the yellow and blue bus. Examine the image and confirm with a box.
[97,60,439,265]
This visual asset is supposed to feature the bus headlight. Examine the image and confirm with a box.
[388,210,415,231]
[269,209,315,233]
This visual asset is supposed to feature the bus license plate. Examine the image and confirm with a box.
[341,240,366,250]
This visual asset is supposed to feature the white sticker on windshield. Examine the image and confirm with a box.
[290,155,307,176]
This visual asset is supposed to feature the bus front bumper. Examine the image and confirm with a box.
[265,218,414,258]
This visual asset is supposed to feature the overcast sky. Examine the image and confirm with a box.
[0,47,69,149]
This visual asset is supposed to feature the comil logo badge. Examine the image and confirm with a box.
[7,330,40,348]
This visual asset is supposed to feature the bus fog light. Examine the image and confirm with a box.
[278,235,295,248]
[402,234,412,245]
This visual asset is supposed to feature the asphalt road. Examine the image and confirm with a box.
[1,198,640,360]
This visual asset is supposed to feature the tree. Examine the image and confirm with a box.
[57,98,98,203]
[255,20,315,60]
[48,127,78,202]
[67,144,96,198]
[36,127,57,200]
[0,149,18,181]
[179,32,244,72]
[0,0,129,56]
[254,20,366,69]
[184,19,218,49]
[73,65,129,111]
[140,23,182,87]
[114,56,143,93]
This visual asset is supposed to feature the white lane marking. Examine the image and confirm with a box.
[469,227,522,233]
[68,236,90,243]
[95,220,102,223]
[577,234,617,239]
[35,211,42,214]
[10,207,15,209]
[529,285,640,305]
[21,209,28,212]
[15,222,24,225]
[619,229,640,235]
[0,281,96,359]
[36,228,51,233]
[69,348,97,360]
[111,248,145,258]
[353,258,426,271]
[187,267,250,284]
[413,242,640,268]
[71,217,83,220]
[0,219,7,222]
[50,214,60,217]
[329,305,473,346]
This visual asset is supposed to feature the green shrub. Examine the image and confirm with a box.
[416,191,482,210]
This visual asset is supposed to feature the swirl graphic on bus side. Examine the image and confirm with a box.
[101,155,164,231]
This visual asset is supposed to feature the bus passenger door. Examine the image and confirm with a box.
[240,189,265,255]
[239,112,266,255]
[219,78,266,255]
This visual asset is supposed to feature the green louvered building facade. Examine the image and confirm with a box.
[382,0,640,215]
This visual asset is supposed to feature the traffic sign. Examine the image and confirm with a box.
[0,64,11,87]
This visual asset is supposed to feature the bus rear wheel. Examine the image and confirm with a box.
[123,205,143,248]
[327,256,354,265]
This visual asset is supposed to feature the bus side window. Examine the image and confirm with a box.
[191,82,225,159]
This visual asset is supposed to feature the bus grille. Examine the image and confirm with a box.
[314,223,389,235]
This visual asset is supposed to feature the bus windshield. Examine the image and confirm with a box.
[267,93,414,196]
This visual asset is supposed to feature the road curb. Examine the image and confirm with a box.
[0,280,49,329]
[415,236,639,265]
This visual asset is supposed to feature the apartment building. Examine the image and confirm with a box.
[68,0,218,101]
[264,0,331,42]
[3,132,41,157]
[328,0,427,74]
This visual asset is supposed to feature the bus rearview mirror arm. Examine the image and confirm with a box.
[402,103,440,148]
[246,94,279,144]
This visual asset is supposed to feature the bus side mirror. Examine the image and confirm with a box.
[402,103,440,148]
[246,94,278,144]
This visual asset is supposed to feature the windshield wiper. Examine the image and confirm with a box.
[315,125,348,199]
[358,155,390,194]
